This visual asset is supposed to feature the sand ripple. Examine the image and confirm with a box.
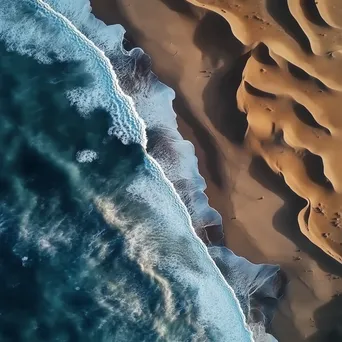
[187,0,342,263]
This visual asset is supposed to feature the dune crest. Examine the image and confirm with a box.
[186,0,342,263]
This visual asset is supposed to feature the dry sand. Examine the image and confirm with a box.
[91,0,342,340]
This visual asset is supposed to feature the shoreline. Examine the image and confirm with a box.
[91,0,342,340]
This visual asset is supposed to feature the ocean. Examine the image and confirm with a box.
[0,1,283,341]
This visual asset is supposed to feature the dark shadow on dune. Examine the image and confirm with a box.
[301,0,330,28]
[192,11,249,145]
[292,101,331,136]
[244,81,277,99]
[287,61,330,94]
[90,0,125,24]
[271,314,304,342]
[301,150,334,191]
[253,43,278,66]
[201,53,249,145]
[288,61,311,80]
[248,157,342,277]
[160,0,195,17]
[172,92,225,188]
[193,11,245,66]
[305,295,342,341]
[265,0,312,54]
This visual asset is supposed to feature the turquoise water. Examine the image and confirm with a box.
[0,1,283,341]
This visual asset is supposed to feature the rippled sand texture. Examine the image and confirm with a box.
[186,0,342,263]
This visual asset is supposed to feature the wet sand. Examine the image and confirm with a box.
[91,0,342,340]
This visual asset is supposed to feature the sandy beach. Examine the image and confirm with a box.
[91,0,342,340]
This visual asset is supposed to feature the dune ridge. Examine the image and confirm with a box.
[186,0,342,263]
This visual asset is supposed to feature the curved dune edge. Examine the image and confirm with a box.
[186,0,342,263]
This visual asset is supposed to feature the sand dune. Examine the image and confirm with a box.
[186,0,342,264]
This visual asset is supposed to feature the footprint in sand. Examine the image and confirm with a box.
[313,202,326,216]
[331,212,342,229]
[199,70,212,78]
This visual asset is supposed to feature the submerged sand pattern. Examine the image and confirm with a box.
[187,0,342,263]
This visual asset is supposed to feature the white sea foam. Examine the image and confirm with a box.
[249,323,278,342]
[76,149,98,163]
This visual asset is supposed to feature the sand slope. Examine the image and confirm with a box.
[187,0,342,264]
